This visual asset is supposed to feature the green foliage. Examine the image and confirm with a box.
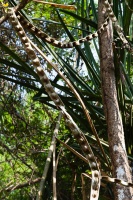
[0,88,55,199]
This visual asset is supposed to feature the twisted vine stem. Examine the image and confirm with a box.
[102,176,133,187]
[7,7,101,200]
[16,12,108,48]
[103,0,132,52]
[57,137,133,188]
[13,0,132,53]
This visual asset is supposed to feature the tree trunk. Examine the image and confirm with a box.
[98,0,133,199]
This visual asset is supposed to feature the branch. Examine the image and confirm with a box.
[0,0,30,25]
[3,178,41,192]
[36,112,62,200]
[33,0,77,10]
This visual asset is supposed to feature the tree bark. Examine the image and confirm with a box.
[98,0,133,199]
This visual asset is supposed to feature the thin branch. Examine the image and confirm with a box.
[71,172,77,200]
[14,0,31,12]
[55,138,70,168]
[33,0,77,10]
[52,113,62,200]
[81,173,91,200]
[4,178,41,192]
[56,137,88,164]
[36,112,62,200]
[0,0,30,25]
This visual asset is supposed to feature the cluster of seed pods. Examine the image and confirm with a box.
[16,12,108,49]
[7,7,101,200]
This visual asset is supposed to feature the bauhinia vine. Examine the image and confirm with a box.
[16,12,109,48]
[11,0,131,53]
[4,0,133,198]
[7,7,101,200]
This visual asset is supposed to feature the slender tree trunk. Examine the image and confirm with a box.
[98,0,133,199]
